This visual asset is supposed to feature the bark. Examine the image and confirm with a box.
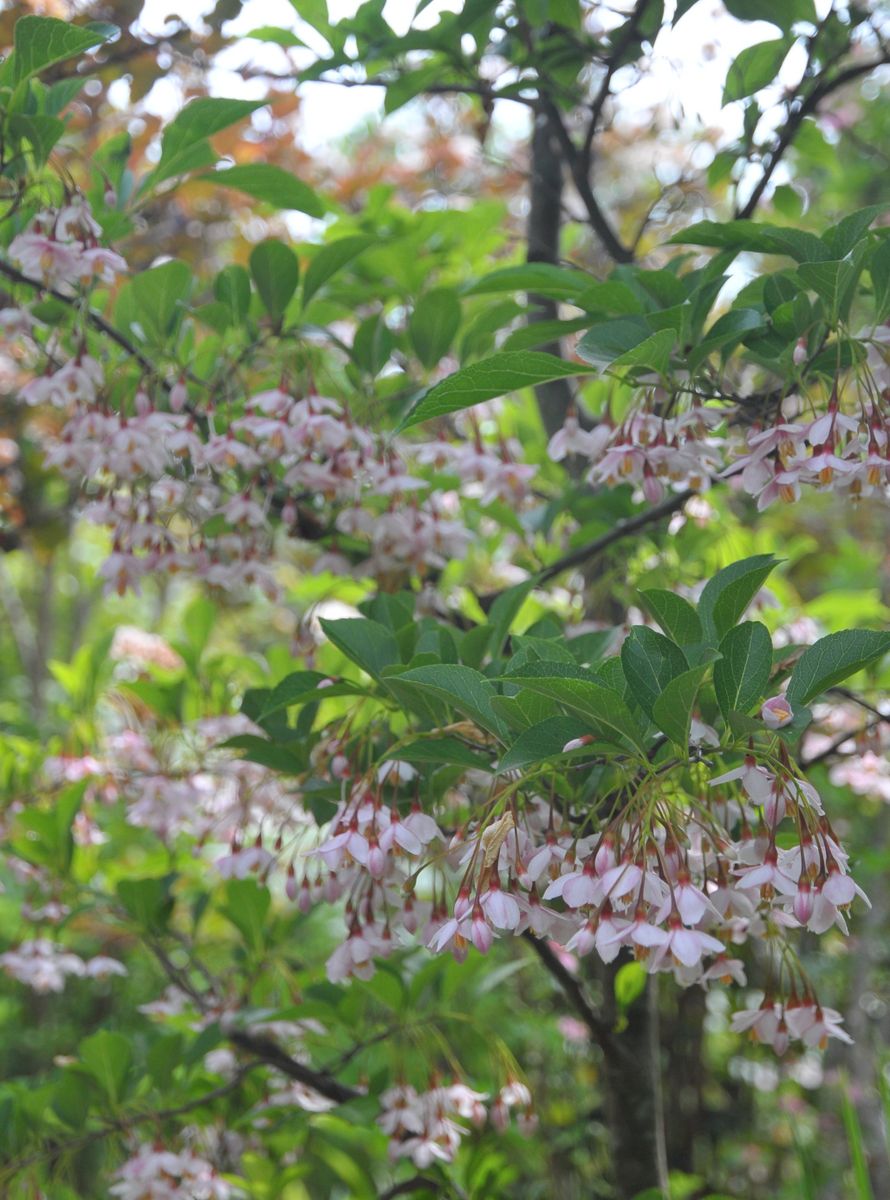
[526,109,574,440]
[526,100,667,1200]
[596,958,662,1198]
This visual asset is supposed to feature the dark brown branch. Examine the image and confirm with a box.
[539,97,633,263]
[581,0,652,165]
[145,938,361,1105]
[228,1030,363,1104]
[0,256,159,378]
[536,488,691,587]
[737,55,890,220]
[522,931,635,1067]
[802,718,884,769]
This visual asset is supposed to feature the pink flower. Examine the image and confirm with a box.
[761,694,793,729]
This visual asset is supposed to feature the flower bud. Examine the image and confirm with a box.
[761,694,793,729]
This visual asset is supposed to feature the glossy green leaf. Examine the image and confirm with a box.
[698,555,780,644]
[302,236,375,307]
[397,351,597,430]
[651,663,711,746]
[409,288,461,367]
[620,627,688,717]
[638,589,703,646]
[786,630,890,706]
[320,617,400,679]
[713,621,773,719]
[497,715,592,771]
[205,163,323,216]
[722,37,792,105]
[499,670,645,751]
[384,664,507,738]
[249,239,300,318]
[13,16,112,82]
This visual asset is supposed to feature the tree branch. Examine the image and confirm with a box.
[802,718,884,770]
[736,55,890,219]
[522,932,636,1067]
[581,0,652,165]
[536,488,691,587]
[538,97,633,263]
[228,1030,363,1105]
[0,257,159,378]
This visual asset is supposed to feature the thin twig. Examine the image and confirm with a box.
[737,55,889,219]
[802,719,883,769]
[536,488,691,587]
[0,1068,257,1181]
[0,257,158,377]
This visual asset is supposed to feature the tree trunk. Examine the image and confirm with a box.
[526,109,574,440]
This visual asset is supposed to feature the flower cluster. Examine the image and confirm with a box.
[8,200,126,291]
[110,1142,233,1200]
[728,395,890,508]
[287,728,860,1051]
[0,939,127,993]
[378,1078,531,1168]
[7,217,542,595]
[547,402,726,502]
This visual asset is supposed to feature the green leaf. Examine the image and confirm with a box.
[384,664,507,739]
[398,351,596,430]
[205,163,323,216]
[723,0,816,29]
[249,239,300,319]
[160,97,263,162]
[8,114,65,166]
[220,879,270,952]
[147,1033,184,1088]
[614,961,647,1009]
[869,238,890,321]
[786,630,890,707]
[409,288,461,367]
[302,236,375,307]
[669,220,827,264]
[386,737,491,771]
[213,264,251,324]
[638,590,703,646]
[13,16,112,82]
[499,669,645,751]
[575,316,653,366]
[497,715,593,771]
[320,617,400,679]
[79,1031,132,1104]
[259,670,360,717]
[465,263,593,300]
[117,876,175,933]
[722,37,792,105]
[713,621,773,719]
[487,577,538,659]
[651,664,711,746]
[688,307,764,368]
[610,328,677,377]
[620,627,688,718]
[219,735,304,773]
[130,259,192,343]
[698,555,780,644]
[821,205,886,259]
[797,249,867,323]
